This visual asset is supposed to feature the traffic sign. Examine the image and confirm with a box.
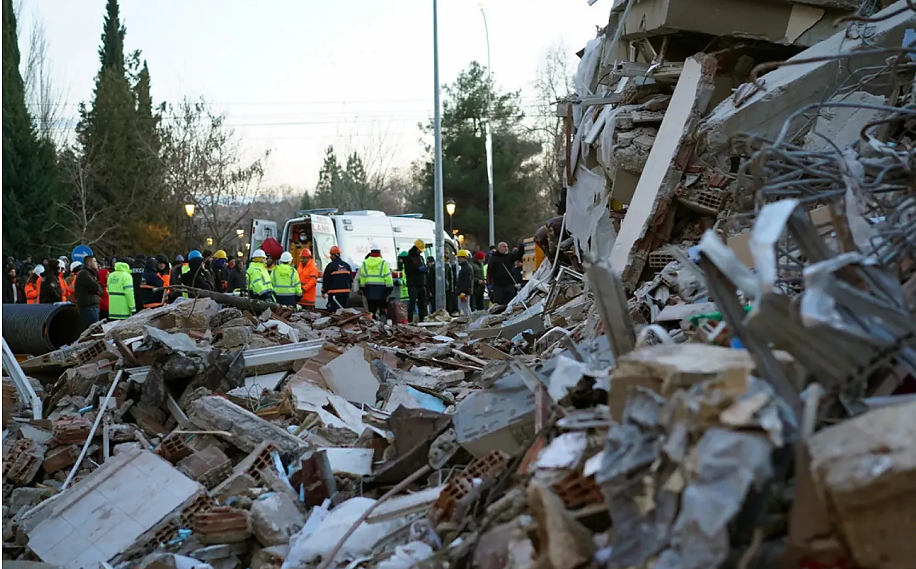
[71,245,93,263]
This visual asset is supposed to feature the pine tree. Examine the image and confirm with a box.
[313,146,343,207]
[2,0,64,257]
[410,62,544,247]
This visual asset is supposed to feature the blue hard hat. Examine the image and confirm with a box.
[175,255,185,263]
[188,250,203,260]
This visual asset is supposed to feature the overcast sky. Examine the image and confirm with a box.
[17,0,605,191]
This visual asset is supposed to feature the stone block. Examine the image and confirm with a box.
[248,493,305,547]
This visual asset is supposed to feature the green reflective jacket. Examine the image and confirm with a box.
[246,262,273,295]
[108,262,136,320]
[271,263,300,296]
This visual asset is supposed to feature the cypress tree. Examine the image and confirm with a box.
[2,0,64,257]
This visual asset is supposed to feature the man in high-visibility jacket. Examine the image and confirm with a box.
[107,261,137,320]
[296,248,320,309]
[272,251,301,307]
[358,242,393,321]
[322,245,353,310]
[397,250,409,303]
[246,249,275,302]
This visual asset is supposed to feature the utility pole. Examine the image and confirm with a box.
[433,0,446,311]
[480,5,495,248]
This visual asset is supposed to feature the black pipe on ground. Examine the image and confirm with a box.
[2,303,87,355]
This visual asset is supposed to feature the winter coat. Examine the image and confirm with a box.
[74,267,103,308]
[487,248,523,287]
[403,246,427,288]
[3,275,24,304]
[40,271,63,304]
[181,258,212,291]
[456,260,473,295]
[143,258,165,306]
[471,260,485,294]
[297,259,320,305]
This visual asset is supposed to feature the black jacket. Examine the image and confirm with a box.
[3,275,24,304]
[130,258,145,311]
[487,248,522,287]
[143,258,165,305]
[425,263,436,297]
[182,258,212,291]
[74,268,103,308]
[445,262,455,292]
[403,246,427,288]
[322,257,353,295]
[227,264,247,293]
[471,260,485,294]
[40,271,63,304]
[456,260,473,295]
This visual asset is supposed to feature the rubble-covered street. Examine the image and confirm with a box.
[4,1,916,568]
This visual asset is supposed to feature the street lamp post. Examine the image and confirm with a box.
[184,203,196,252]
[479,4,495,248]
[433,0,446,311]
[446,199,456,235]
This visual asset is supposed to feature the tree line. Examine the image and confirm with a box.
[2,0,267,259]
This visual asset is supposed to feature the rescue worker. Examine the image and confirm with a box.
[40,261,63,304]
[397,250,410,304]
[472,251,486,311]
[212,250,228,291]
[25,265,42,304]
[156,255,171,288]
[404,239,428,322]
[107,260,137,320]
[75,256,103,325]
[322,245,353,310]
[227,258,247,293]
[181,250,211,295]
[456,249,473,316]
[272,251,301,307]
[142,257,166,308]
[358,242,393,321]
[246,249,275,302]
[297,248,320,309]
[65,261,82,303]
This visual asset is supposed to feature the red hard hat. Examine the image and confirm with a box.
[329,246,341,256]
[301,248,312,258]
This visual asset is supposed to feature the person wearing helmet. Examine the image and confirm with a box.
[246,249,275,302]
[272,251,301,307]
[455,249,473,316]
[107,259,136,320]
[322,245,353,310]
[181,250,212,297]
[296,248,320,309]
[396,250,410,304]
[41,260,64,304]
[213,250,228,291]
[64,261,82,303]
[403,239,428,322]
[25,264,42,304]
[358,242,393,321]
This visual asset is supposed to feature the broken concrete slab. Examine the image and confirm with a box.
[802,91,886,151]
[26,447,203,569]
[807,400,916,569]
[187,396,309,459]
[610,54,718,289]
[249,492,305,547]
[322,448,374,477]
[454,372,537,458]
[319,345,379,406]
[697,0,915,157]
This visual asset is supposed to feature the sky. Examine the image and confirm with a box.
[17,0,607,191]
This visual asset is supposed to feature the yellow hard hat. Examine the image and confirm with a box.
[414,239,426,251]
[214,250,228,259]
[457,249,470,258]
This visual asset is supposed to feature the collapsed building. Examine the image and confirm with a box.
[3,1,916,568]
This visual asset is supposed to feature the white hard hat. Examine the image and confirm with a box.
[70,261,83,271]
[33,265,45,276]
[252,249,266,259]
[279,251,293,263]
[58,259,67,272]
[369,242,381,251]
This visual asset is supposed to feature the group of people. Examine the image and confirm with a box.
[395,240,526,321]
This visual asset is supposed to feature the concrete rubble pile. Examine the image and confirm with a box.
[4,2,916,569]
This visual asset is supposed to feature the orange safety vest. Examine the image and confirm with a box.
[161,274,171,288]
[25,279,41,304]
[297,259,320,306]
[63,274,77,303]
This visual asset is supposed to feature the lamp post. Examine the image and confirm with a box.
[446,199,456,235]
[184,203,196,252]
[236,228,245,258]
[479,4,495,248]
[432,0,446,311]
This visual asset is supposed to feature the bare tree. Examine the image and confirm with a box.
[56,149,120,248]
[159,98,271,249]
[17,1,69,145]
[532,41,573,209]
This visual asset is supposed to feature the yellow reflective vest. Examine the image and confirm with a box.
[271,263,300,296]
[246,262,273,295]
[359,256,393,288]
[108,262,137,320]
